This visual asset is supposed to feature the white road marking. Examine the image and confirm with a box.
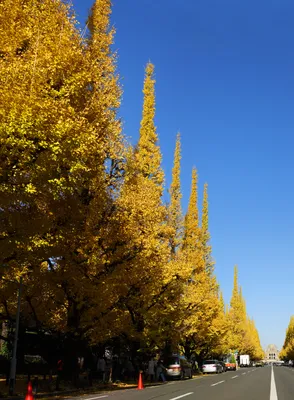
[231,375,238,379]
[83,397,108,400]
[169,393,194,400]
[211,380,225,386]
[270,365,278,400]
[242,372,246,375]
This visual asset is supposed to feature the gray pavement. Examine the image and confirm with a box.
[274,365,294,400]
[66,365,294,400]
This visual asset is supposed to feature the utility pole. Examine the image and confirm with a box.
[9,276,23,395]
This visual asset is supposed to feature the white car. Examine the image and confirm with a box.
[202,360,222,374]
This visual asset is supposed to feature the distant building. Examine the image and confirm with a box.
[264,344,279,362]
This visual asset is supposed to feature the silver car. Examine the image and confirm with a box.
[164,355,193,379]
[202,360,222,374]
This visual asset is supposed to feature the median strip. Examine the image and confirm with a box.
[169,393,194,400]
[211,380,225,386]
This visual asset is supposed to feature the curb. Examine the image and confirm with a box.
[2,375,203,399]
[1,388,100,400]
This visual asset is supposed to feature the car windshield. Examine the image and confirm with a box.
[203,360,216,364]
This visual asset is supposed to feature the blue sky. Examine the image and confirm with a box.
[72,0,294,350]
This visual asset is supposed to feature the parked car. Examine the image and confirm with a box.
[202,360,222,374]
[225,360,237,371]
[164,355,193,380]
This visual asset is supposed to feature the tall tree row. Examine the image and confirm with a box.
[226,267,264,360]
[0,0,263,362]
[280,317,294,360]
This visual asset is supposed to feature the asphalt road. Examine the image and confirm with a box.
[68,365,294,400]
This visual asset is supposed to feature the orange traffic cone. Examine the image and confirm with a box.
[137,371,144,390]
[25,381,34,400]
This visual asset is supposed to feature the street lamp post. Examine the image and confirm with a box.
[9,276,23,395]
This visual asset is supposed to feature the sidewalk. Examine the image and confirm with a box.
[0,371,203,399]
[0,377,168,399]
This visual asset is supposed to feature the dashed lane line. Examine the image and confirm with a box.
[169,393,194,400]
[82,397,108,400]
[211,380,225,387]
[242,372,246,375]
[231,375,238,379]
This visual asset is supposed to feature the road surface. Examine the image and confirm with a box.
[67,365,294,400]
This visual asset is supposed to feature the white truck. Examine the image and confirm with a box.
[240,354,250,367]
